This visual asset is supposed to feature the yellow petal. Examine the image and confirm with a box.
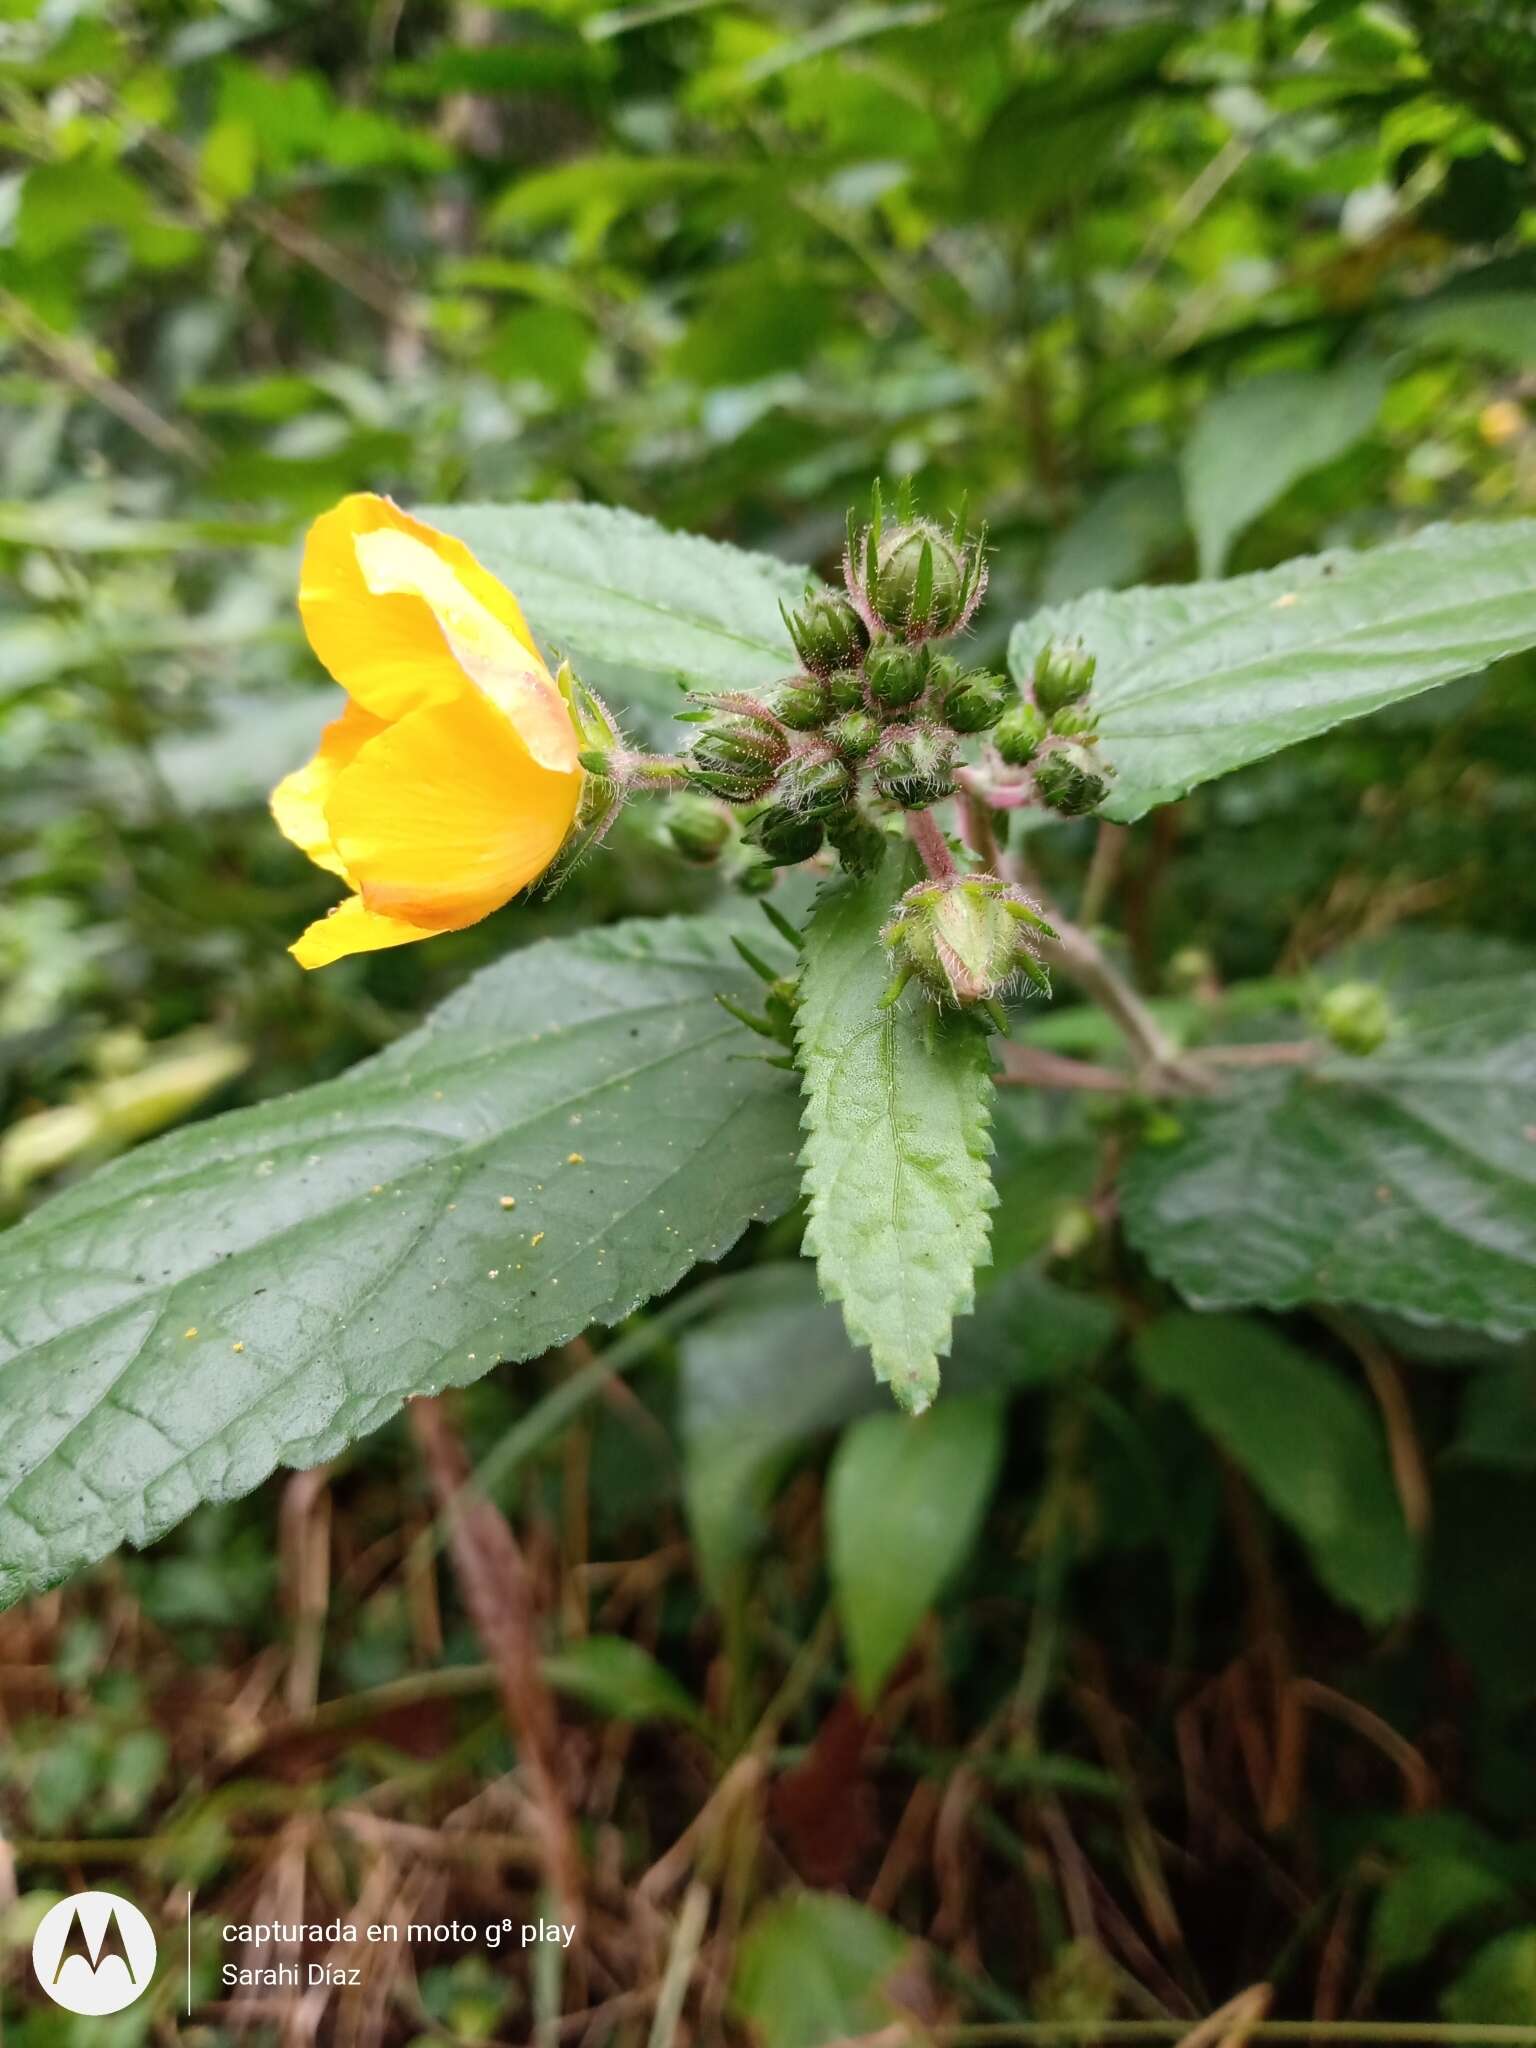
[299,495,578,774]
[290,895,438,970]
[270,700,387,878]
[324,682,582,930]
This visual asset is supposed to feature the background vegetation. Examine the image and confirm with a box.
[3,0,1536,2040]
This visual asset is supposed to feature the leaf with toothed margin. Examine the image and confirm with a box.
[0,912,803,1610]
[1010,517,1536,823]
[794,847,997,1413]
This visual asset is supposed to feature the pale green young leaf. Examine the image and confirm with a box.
[0,913,801,1611]
[1010,518,1536,821]
[795,848,996,1412]
[1134,1315,1416,1624]
[829,1397,1005,1703]
[1181,361,1386,576]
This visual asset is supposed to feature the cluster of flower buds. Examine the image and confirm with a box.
[992,636,1114,817]
[683,486,1018,873]
[881,873,1057,1011]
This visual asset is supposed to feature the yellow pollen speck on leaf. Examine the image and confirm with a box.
[531,1231,545,1247]
[184,1327,198,1339]
[567,1152,585,1165]
[499,1194,517,1209]
[232,1342,245,1353]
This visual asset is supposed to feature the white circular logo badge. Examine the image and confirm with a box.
[32,1891,157,2015]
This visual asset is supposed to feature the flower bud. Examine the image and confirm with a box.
[1033,740,1112,817]
[824,668,866,714]
[1046,703,1098,738]
[777,747,854,817]
[1032,637,1097,716]
[994,702,1047,767]
[768,678,831,731]
[872,726,957,810]
[882,874,1056,1007]
[784,590,869,677]
[748,802,825,867]
[1318,980,1394,1056]
[874,524,969,635]
[662,794,732,864]
[937,664,1011,734]
[825,806,888,876]
[829,709,880,758]
[864,639,929,712]
[685,711,787,801]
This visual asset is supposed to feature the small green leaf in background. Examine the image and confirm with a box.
[796,848,997,1413]
[423,502,806,741]
[1393,292,1536,368]
[1121,944,1536,1341]
[1373,1851,1512,1973]
[539,1635,702,1729]
[1010,517,1536,821]
[731,1891,913,2048]
[0,913,801,1610]
[1181,362,1386,576]
[1443,1929,1536,2024]
[1133,1315,1416,1625]
[829,1398,1005,1704]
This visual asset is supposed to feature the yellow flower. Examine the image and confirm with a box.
[272,493,583,969]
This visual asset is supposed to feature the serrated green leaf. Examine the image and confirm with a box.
[1134,1314,1416,1624]
[1181,362,1386,576]
[829,1397,1005,1703]
[421,501,805,740]
[0,913,802,1610]
[1010,518,1536,821]
[795,849,996,1413]
[1121,948,1536,1340]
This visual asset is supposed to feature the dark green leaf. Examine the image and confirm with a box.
[540,1635,702,1728]
[1134,1314,1416,1624]
[0,913,801,1609]
[1121,951,1536,1339]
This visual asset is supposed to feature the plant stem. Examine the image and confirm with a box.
[908,805,959,881]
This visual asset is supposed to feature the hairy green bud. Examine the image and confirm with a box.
[661,794,732,864]
[872,726,957,810]
[1046,704,1099,739]
[829,709,880,758]
[938,665,1011,734]
[785,590,868,677]
[748,802,825,867]
[994,702,1047,768]
[1032,636,1097,716]
[875,523,968,634]
[768,678,830,731]
[1033,740,1112,817]
[685,708,787,801]
[1318,980,1395,1056]
[777,747,854,817]
[864,639,929,712]
[882,874,1056,1007]
[824,805,888,876]
[823,668,866,714]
